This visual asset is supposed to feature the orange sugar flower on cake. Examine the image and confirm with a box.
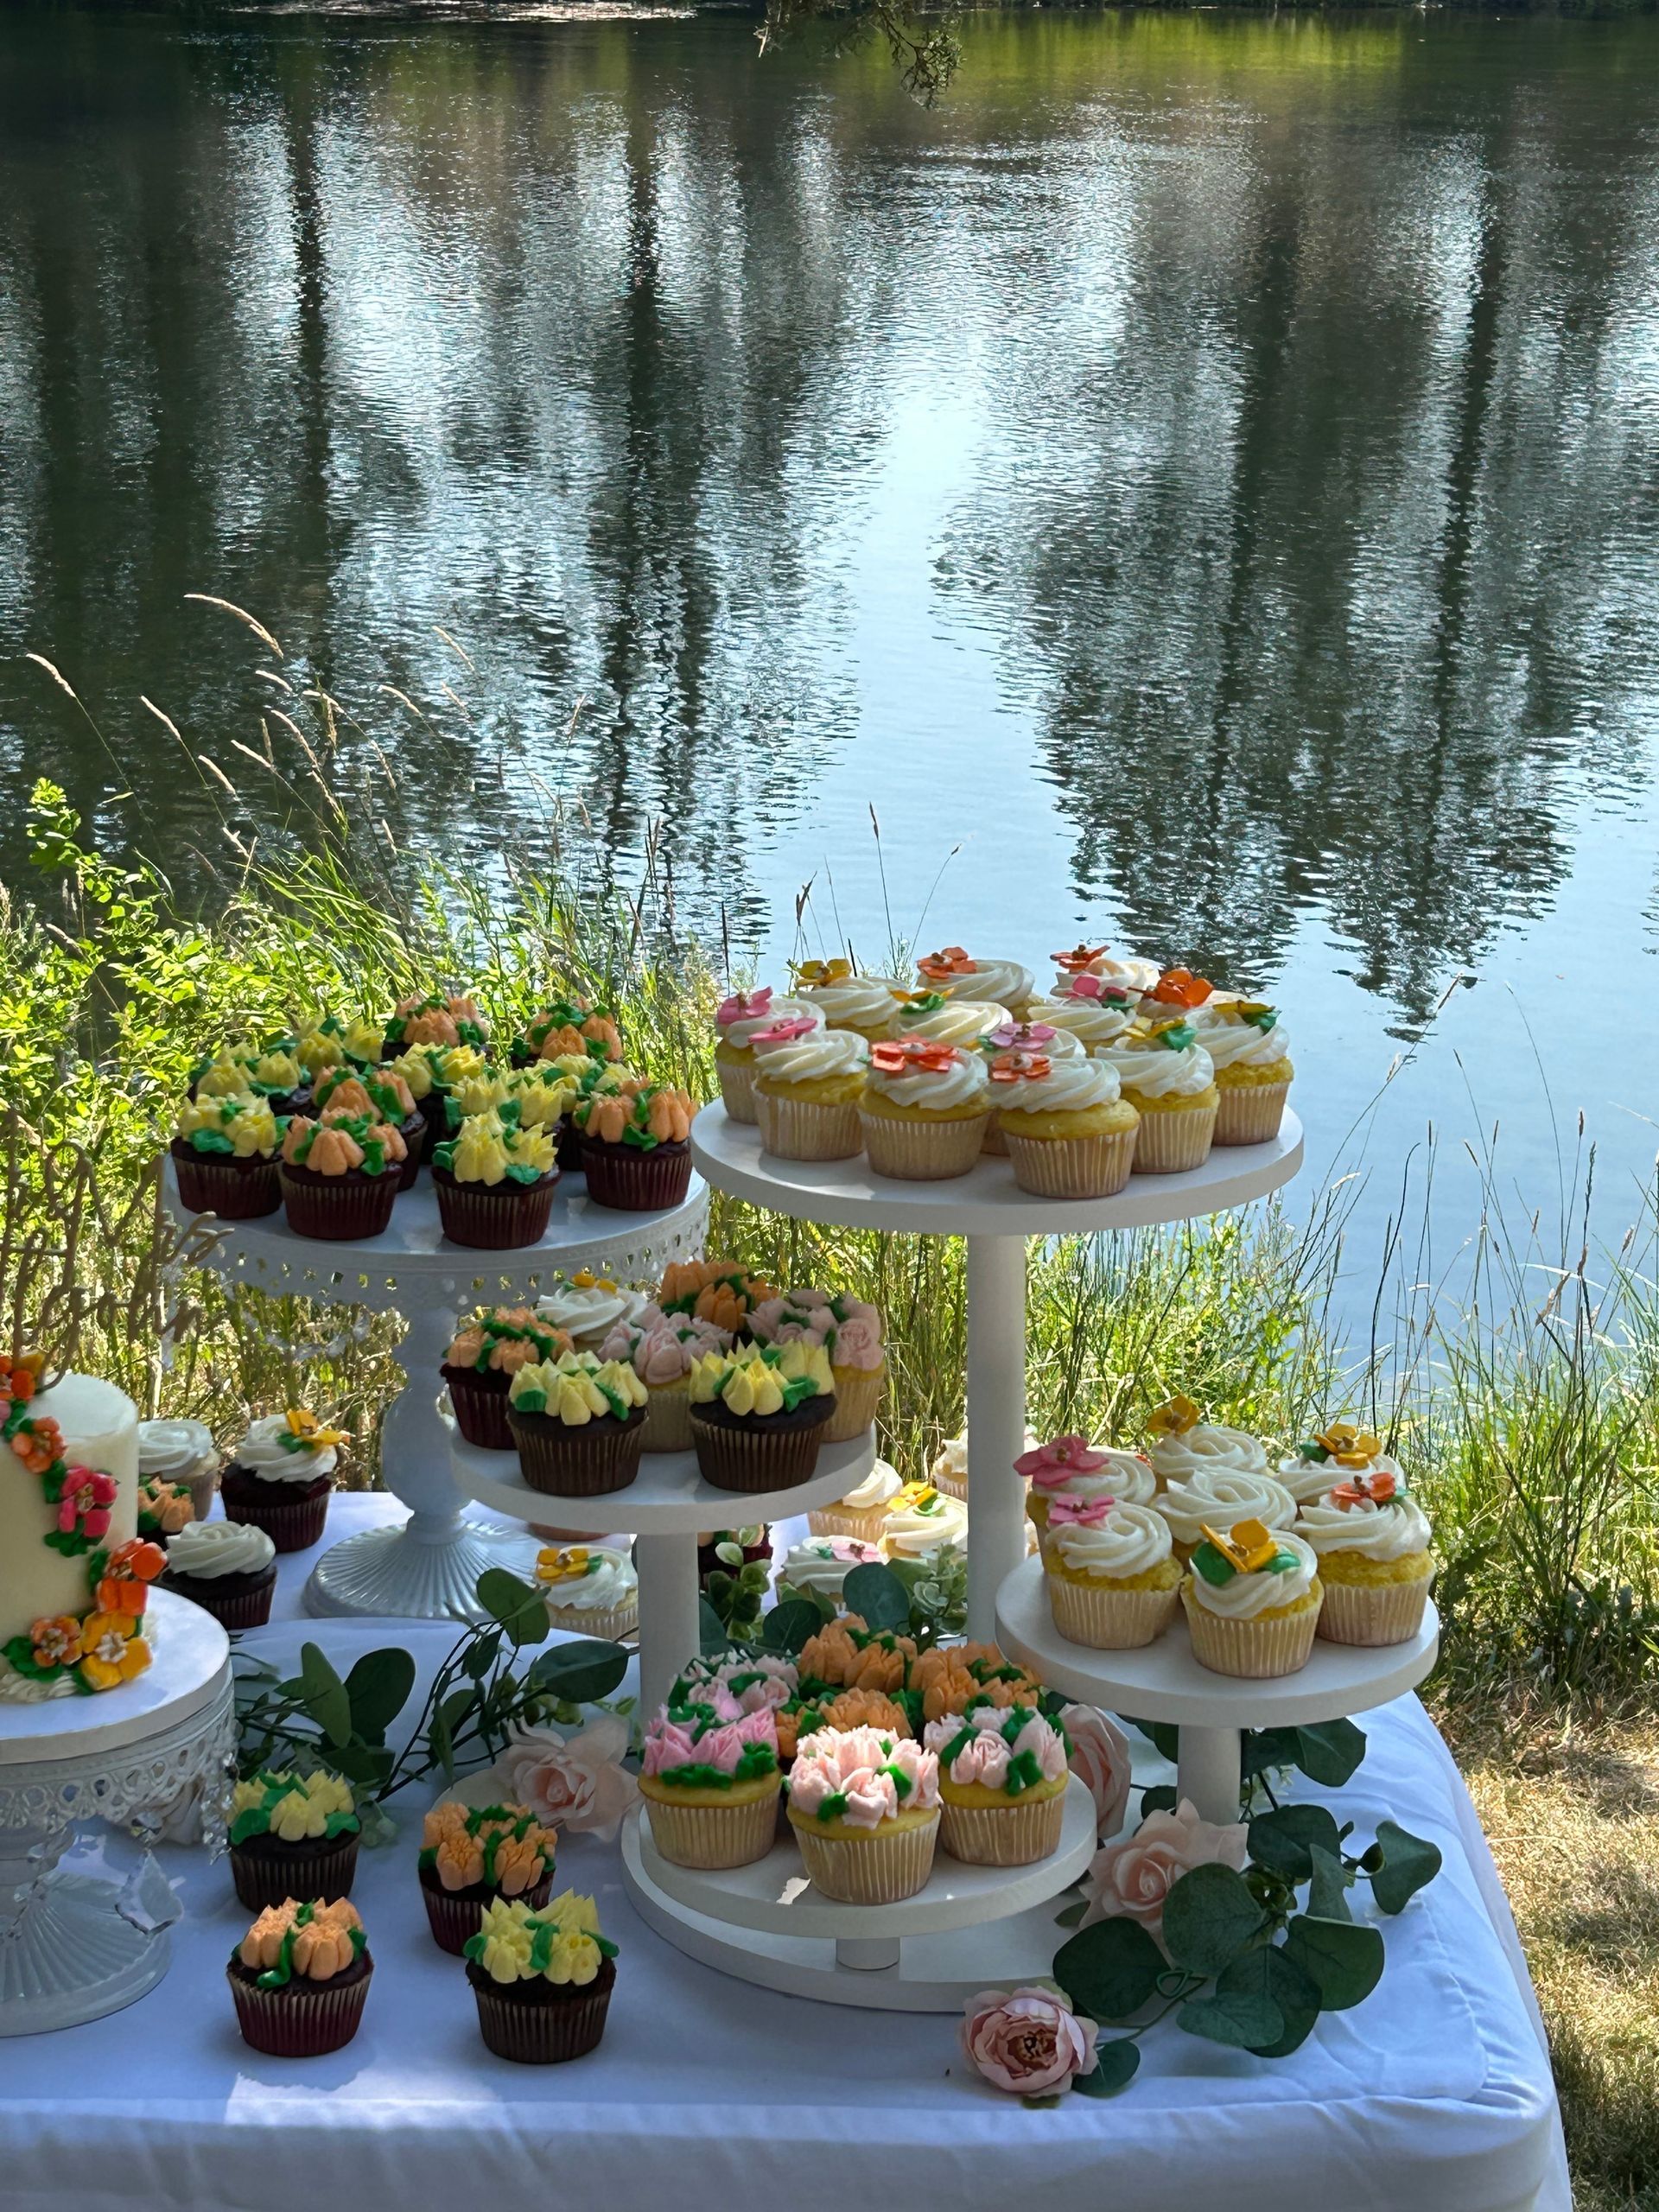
[29,1615,84,1669]
[916,946,976,982]
[869,1038,960,1078]
[813,1688,914,1738]
[988,1048,1050,1084]
[1144,969,1213,1010]
[435,1832,487,1891]
[1052,944,1110,974]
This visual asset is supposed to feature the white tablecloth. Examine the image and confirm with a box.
[0,1506,1567,2212]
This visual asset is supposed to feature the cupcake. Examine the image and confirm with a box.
[191,1036,308,1117]
[1199,1000,1294,1146]
[382,991,489,1058]
[137,1476,194,1541]
[882,989,1011,1047]
[294,1016,355,1083]
[926,1705,1070,1866]
[596,1306,731,1454]
[906,1641,1045,1726]
[340,1015,391,1071]
[795,1612,917,1702]
[138,1415,219,1522]
[162,1516,277,1628]
[278,1112,406,1239]
[989,1048,1140,1198]
[535,1271,647,1349]
[512,997,622,1069]
[776,1534,884,1607]
[1182,1522,1323,1677]
[1154,1465,1297,1565]
[533,1542,639,1640]
[506,1354,648,1496]
[575,1085,696,1211]
[786,1726,940,1903]
[914,948,1039,1022]
[385,1041,488,1162]
[1027,974,1142,1056]
[170,1093,286,1219]
[750,1018,869,1161]
[229,1770,360,1911]
[748,1288,885,1443]
[443,1306,572,1450]
[674,1649,798,1716]
[928,1426,1041,1504]
[1296,1465,1433,1646]
[687,1341,837,1492]
[1277,1420,1406,1508]
[879,1480,969,1562]
[553,1058,645,1171]
[639,1696,783,1867]
[221,1408,346,1552]
[228,1898,370,2058]
[860,1039,992,1180]
[1052,943,1162,995]
[714,987,823,1123]
[1043,1498,1181,1648]
[1096,1019,1218,1173]
[464,1893,616,2063]
[420,1799,556,1955]
[1016,1434,1158,1531]
[1144,1395,1271,1486]
[790,959,907,1042]
[808,1456,903,1541]
[312,1065,426,1190]
[504,1062,581,1141]
[785,1686,915,1753]
[439,1065,516,1132]
[657,1259,777,1336]
[431,1109,560,1249]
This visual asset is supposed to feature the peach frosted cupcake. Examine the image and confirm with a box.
[512,995,622,1069]
[1296,1466,1433,1646]
[925,1704,1071,1865]
[443,1307,573,1451]
[786,1726,941,1902]
[1200,999,1294,1146]
[278,1110,406,1238]
[1096,1019,1218,1173]
[228,1897,371,2057]
[382,991,489,1058]
[715,987,823,1124]
[575,1084,697,1211]
[639,1696,783,1868]
[989,1047,1140,1198]
[419,1799,556,1954]
[1043,1497,1182,1648]
[1182,1521,1322,1677]
[914,947,1039,1022]
[750,1017,869,1160]
[860,1038,992,1179]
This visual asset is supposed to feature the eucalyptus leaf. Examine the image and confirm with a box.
[298,1643,353,1749]
[762,1598,822,1657]
[698,1596,727,1654]
[439,1685,478,1732]
[1217,1943,1324,2057]
[527,1637,630,1705]
[841,1561,912,1632]
[1052,1916,1165,2021]
[1369,1821,1444,1915]
[1073,2039,1140,2095]
[329,1741,395,1789]
[343,1648,416,1740]
[1139,1785,1179,1815]
[1240,1727,1300,1781]
[1128,1719,1181,1764]
[1178,1989,1285,2050]
[1248,1802,1343,1882]
[429,1703,454,1781]
[1160,1863,1267,1979]
[1282,1915,1384,2011]
[1293,1718,1367,1788]
[463,1630,503,1681]
[475,1568,550,1647]
[1306,1843,1355,1923]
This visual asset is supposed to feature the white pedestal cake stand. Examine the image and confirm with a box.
[0,1592,233,2032]
[163,1158,709,1621]
[448,1427,877,1714]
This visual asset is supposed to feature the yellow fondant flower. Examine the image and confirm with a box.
[79,1612,149,1691]
[1147,1395,1201,1438]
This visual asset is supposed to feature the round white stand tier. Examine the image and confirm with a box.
[620,1776,1096,2010]
[163,1157,709,1620]
[996,1556,1440,1822]
[0,1591,234,2032]
[449,1424,877,1713]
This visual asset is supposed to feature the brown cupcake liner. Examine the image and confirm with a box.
[1123,1096,1217,1173]
[397,1109,427,1189]
[168,1567,276,1630]
[580,1138,693,1213]
[689,1396,834,1493]
[432,1166,559,1251]
[1002,1124,1138,1200]
[444,1364,516,1452]
[1181,1582,1321,1676]
[279,1163,401,1241]
[789,1810,938,1903]
[229,1956,372,2057]
[641,1783,779,1869]
[555,1121,584,1173]
[639,1381,694,1455]
[422,1864,554,1955]
[1046,1569,1181,1649]
[823,1362,882,1445]
[509,1406,645,1497]
[222,1478,332,1555]
[754,1089,863,1162]
[1315,1570,1430,1647]
[469,1958,613,2064]
[232,1831,359,1914]
[1214,1077,1292,1147]
[715,1055,760,1126]
[170,1141,283,1220]
[859,1109,988,1181]
[938,1788,1066,1866]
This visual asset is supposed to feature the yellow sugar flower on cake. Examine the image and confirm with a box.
[385,1047,436,1099]
[449,1070,513,1121]
[429,1044,489,1090]
[1147,1395,1201,1438]
[176,1092,280,1157]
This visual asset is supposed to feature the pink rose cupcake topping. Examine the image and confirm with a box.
[925,1708,1069,1793]
[787,1727,938,1830]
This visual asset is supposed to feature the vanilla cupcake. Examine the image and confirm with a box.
[1096,1019,1218,1173]
[1029,973,1142,1053]
[750,1018,869,1160]
[809,1457,903,1541]
[1143,1396,1271,1487]
[715,988,824,1124]
[1276,1420,1405,1507]
[925,1705,1070,1866]
[778,1534,884,1605]
[791,961,907,1042]
[786,1726,940,1903]
[1043,1498,1181,1648]
[533,1542,639,1640]
[879,1480,969,1562]
[1296,1467,1433,1646]
[882,990,1011,1047]
[1199,999,1294,1146]
[640,1697,782,1869]
[1155,1465,1298,1564]
[860,1039,991,1179]
[929,1424,1041,1503]
[989,1048,1140,1198]
[1182,1522,1322,1677]
[914,948,1039,1021]
[1016,1434,1159,1530]
[534,1272,647,1348]
[1051,943,1162,995]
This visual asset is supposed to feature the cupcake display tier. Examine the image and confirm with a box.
[995,1555,1440,1823]
[0,1592,234,2034]
[448,1423,877,1713]
[162,1157,710,1622]
[620,1777,1097,2011]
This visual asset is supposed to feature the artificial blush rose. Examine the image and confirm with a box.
[1058,1703,1133,1840]
[499,1715,639,1842]
[962,1986,1097,2096]
[1080,1797,1249,1943]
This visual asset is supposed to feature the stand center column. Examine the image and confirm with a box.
[964,1233,1027,1642]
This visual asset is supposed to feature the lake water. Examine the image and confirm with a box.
[3,5,1657,1289]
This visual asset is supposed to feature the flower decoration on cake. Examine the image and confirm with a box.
[383,992,488,1053]
[1146,1395,1201,1439]
[908,1642,1045,1724]
[238,1897,365,1988]
[1016,1434,1109,1492]
[575,1084,695,1149]
[916,946,976,982]
[985,1020,1058,1053]
[716,985,773,1026]
[464,1891,615,1986]
[282,1112,404,1178]
[891,988,949,1014]
[421,1801,556,1894]
[791,957,854,988]
[1329,1467,1402,1510]
[1191,1518,1301,1586]
[1143,968,1213,1012]
[231,1770,360,1848]
[1052,944,1109,973]
[987,1047,1051,1084]
[1297,1421,1388,1471]
[658,1258,776,1332]
[869,1037,960,1078]
[797,1614,917,1696]
[1142,1016,1198,1052]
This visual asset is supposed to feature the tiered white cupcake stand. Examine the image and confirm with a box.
[612,1103,1434,2010]
[163,1159,710,1621]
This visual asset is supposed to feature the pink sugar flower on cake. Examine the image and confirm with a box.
[787,1727,939,1830]
[1015,1435,1110,1493]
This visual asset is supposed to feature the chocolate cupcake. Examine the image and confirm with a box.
[419,1800,556,1955]
[137,1476,195,1541]
[162,1517,278,1628]
[431,1109,560,1249]
[228,1898,372,2057]
[170,1093,286,1218]
[190,1035,309,1119]
[442,1306,573,1451]
[278,1112,406,1239]
[229,1769,361,1911]
[220,1408,346,1553]
[510,998,623,1070]
[311,1065,427,1191]
[505,1354,648,1496]
[687,1342,837,1493]
[381,990,489,1059]
[463,1893,617,2063]
[575,1085,698,1211]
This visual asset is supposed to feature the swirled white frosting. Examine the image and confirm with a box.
[996,1057,1123,1115]
[890,999,1010,1047]
[0,1661,75,1703]
[1032,1446,1158,1510]
[1100,1033,1216,1101]
[864,1049,990,1113]
[534,1277,646,1344]
[1031,988,1141,1049]
[881,1488,969,1559]
[719,995,824,1050]
[1156,1467,1299,1549]
[1275,1447,1407,1508]
[1296,1492,1433,1560]
[780,1535,883,1597]
[1048,1500,1173,1580]
[800,976,906,1030]
[138,1418,218,1481]
[168,1518,276,1580]
[1147,1421,1270,1484]
[232,1414,338,1484]
[836,1460,904,1514]
[752,1027,869,1084]
[537,1545,639,1612]
[1202,1015,1292,1073]
[1186,1529,1319,1618]
[925,957,1036,1008]
[1062,953,1161,993]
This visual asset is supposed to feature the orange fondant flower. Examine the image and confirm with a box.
[1052,944,1109,973]
[107,1537,168,1584]
[870,1038,960,1078]
[916,946,975,982]
[29,1615,84,1669]
[1146,968,1213,1009]
[1332,1469,1398,1510]
[988,1049,1050,1084]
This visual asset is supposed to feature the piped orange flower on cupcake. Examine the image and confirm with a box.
[1052,944,1109,973]
[869,1038,960,1078]
[916,946,976,982]
[1145,969,1213,1010]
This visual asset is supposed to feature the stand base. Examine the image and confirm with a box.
[304,1518,544,1621]
[0,1869,173,2035]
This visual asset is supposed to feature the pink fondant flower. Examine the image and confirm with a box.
[1080,1798,1249,1943]
[1014,1435,1109,1491]
[496,1715,639,1841]
[987,1020,1057,1051]
[749,1016,817,1050]
[716,987,772,1027]
[1047,1495,1115,1528]
[962,1986,1098,2095]
[57,1466,118,1536]
[1058,1705,1132,1840]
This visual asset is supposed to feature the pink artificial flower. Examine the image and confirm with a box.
[498,1715,638,1841]
[1047,1495,1115,1528]
[962,1986,1098,2096]
[1080,1798,1249,1944]
[1014,1435,1110,1491]
[1058,1705,1132,1840]
[1064,974,1135,1006]
[717,987,772,1027]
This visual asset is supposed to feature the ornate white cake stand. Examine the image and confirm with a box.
[449,1424,877,1713]
[164,1158,709,1621]
[0,1592,233,2033]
